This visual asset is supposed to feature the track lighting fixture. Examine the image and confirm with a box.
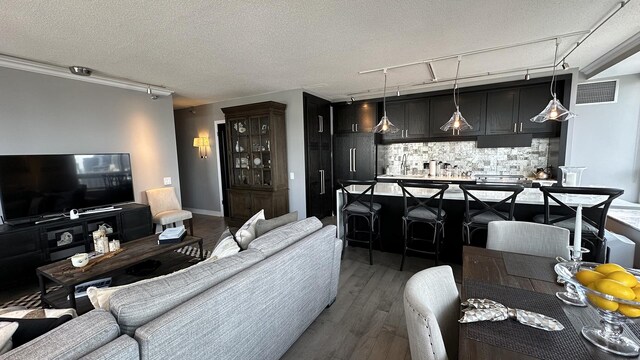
[68,66,92,76]
[147,85,159,100]
[372,69,399,134]
[525,70,530,81]
[562,62,570,70]
[397,87,401,97]
[530,40,576,123]
[440,56,472,134]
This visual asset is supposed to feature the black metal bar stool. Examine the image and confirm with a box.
[338,179,381,265]
[459,184,524,246]
[398,181,448,271]
[533,186,623,263]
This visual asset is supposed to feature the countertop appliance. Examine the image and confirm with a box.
[475,174,535,188]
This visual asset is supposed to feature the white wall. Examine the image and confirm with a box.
[174,89,307,218]
[0,67,181,222]
[568,73,640,202]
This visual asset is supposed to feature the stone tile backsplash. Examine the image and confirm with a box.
[380,138,551,176]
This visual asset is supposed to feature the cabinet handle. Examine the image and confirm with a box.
[319,170,325,194]
[319,116,323,133]
[353,148,357,172]
[351,124,355,132]
[513,123,517,133]
[520,122,523,132]
[349,148,353,172]
[356,123,358,132]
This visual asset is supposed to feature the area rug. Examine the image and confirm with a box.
[0,245,210,310]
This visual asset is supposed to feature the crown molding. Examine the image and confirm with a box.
[0,54,173,96]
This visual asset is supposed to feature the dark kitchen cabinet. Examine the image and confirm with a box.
[303,93,333,219]
[380,99,430,142]
[486,89,520,135]
[485,84,560,136]
[429,93,486,137]
[518,83,560,135]
[333,102,377,134]
[333,133,375,187]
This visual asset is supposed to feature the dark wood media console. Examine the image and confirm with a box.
[0,203,152,287]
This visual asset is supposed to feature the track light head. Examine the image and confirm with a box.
[147,85,159,100]
[68,66,92,76]
[525,70,530,81]
[396,87,401,96]
[562,62,570,70]
[346,97,354,105]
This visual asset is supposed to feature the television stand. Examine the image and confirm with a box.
[82,207,121,215]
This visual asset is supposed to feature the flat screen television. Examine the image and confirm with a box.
[0,154,134,222]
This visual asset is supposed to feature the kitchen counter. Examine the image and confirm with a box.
[336,183,640,264]
[608,209,640,232]
[376,174,475,182]
[339,183,639,208]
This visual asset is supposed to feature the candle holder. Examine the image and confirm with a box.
[556,246,590,307]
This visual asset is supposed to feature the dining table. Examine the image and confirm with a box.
[459,246,640,359]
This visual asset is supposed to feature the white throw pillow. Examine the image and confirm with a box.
[0,322,18,355]
[207,232,240,262]
[235,209,265,249]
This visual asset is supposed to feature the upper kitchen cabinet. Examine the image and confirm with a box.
[485,88,520,135]
[429,92,486,138]
[518,83,560,135]
[333,101,378,133]
[380,98,429,142]
[485,84,560,136]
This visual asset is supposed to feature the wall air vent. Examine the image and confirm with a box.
[576,80,618,105]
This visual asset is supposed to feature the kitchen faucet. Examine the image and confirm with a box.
[401,154,408,175]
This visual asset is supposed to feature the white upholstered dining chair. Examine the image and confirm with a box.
[145,186,194,235]
[404,265,459,360]
[487,221,570,259]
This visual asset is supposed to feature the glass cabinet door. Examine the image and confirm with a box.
[229,115,273,188]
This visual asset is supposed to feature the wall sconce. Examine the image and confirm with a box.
[193,137,210,158]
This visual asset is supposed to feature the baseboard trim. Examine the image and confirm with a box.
[184,208,223,217]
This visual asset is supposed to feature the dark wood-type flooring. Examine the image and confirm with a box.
[0,214,462,360]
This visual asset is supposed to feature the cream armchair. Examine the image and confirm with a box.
[145,187,193,235]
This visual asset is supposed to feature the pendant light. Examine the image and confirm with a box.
[440,56,472,135]
[530,39,576,123]
[373,69,399,134]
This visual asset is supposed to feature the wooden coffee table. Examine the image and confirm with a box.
[36,234,204,309]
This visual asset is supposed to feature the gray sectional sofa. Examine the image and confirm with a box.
[1,217,341,360]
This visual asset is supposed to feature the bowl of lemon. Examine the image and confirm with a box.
[555,261,640,356]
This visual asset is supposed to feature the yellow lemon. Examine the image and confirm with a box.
[618,304,640,318]
[594,279,636,300]
[607,271,639,288]
[575,269,605,286]
[594,263,626,275]
[633,287,640,300]
[587,283,619,311]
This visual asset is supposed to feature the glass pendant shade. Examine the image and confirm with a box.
[372,112,399,134]
[530,97,576,123]
[440,108,472,133]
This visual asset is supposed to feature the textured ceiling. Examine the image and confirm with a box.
[1,0,639,108]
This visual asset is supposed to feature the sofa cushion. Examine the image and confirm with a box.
[0,322,18,355]
[80,335,139,360]
[255,211,298,238]
[0,310,119,360]
[248,217,323,257]
[235,210,265,249]
[109,249,264,336]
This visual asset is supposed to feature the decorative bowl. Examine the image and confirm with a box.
[555,261,640,356]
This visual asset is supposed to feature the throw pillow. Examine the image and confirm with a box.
[0,308,76,348]
[0,322,19,355]
[235,209,265,250]
[207,228,241,262]
[255,211,299,238]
